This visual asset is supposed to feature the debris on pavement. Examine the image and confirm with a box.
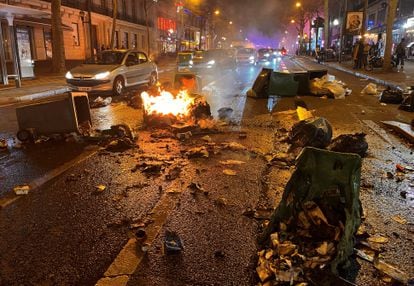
[96,185,106,192]
[135,228,147,240]
[367,235,389,244]
[90,96,112,108]
[219,160,246,165]
[329,133,368,157]
[361,83,378,95]
[0,139,7,149]
[381,121,414,144]
[163,230,184,254]
[223,142,247,151]
[217,107,233,120]
[106,138,136,152]
[13,185,30,195]
[309,75,347,99]
[355,248,410,284]
[186,146,209,158]
[176,131,192,140]
[223,169,237,176]
[391,215,407,225]
[288,117,333,149]
[165,166,181,180]
[188,182,207,195]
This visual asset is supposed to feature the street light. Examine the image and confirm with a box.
[295,2,301,8]
[333,19,339,26]
[229,21,233,25]
[214,9,220,15]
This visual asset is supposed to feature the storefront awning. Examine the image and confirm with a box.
[0,3,50,18]
[14,17,73,31]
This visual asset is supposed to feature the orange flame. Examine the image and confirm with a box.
[141,90,195,117]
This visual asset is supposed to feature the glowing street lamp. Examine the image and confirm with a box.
[214,9,220,15]
[291,19,295,23]
[229,21,233,25]
[295,2,301,8]
[333,19,339,26]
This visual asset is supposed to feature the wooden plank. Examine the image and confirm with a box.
[381,121,414,143]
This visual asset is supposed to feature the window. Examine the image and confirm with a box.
[101,0,106,9]
[126,53,138,65]
[71,23,80,46]
[141,35,145,49]
[137,52,148,63]
[43,29,52,58]
[123,32,129,49]
[133,33,138,48]
[115,31,119,48]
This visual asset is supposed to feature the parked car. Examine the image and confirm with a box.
[189,49,235,72]
[65,49,158,96]
[236,48,257,65]
[177,51,194,70]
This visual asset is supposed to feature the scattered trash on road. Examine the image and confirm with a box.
[361,83,378,95]
[379,87,404,104]
[391,215,407,225]
[90,96,112,108]
[0,139,8,149]
[186,146,209,158]
[223,169,237,176]
[96,185,106,192]
[163,230,184,254]
[13,185,30,195]
[288,117,332,149]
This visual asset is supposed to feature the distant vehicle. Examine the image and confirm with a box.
[65,49,158,96]
[177,51,194,71]
[189,49,235,72]
[236,48,257,65]
[257,48,274,63]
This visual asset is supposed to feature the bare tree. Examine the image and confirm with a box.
[110,0,117,49]
[383,0,398,71]
[51,0,66,73]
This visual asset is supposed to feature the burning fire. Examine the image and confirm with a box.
[141,90,195,118]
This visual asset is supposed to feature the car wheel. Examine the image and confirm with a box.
[148,72,157,87]
[113,76,124,96]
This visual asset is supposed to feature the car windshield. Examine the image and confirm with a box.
[238,48,255,54]
[95,51,126,65]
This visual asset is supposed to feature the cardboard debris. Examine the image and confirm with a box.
[367,235,389,244]
[13,185,30,195]
[219,160,246,165]
[96,185,106,192]
[391,215,407,225]
[223,169,237,176]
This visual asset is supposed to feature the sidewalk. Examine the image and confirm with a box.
[293,56,414,90]
[0,76,68,106]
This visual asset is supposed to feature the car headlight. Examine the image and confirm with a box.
[93,71,110,80]
[65,71,73,79]
[249,56,255,60]
[264,53,270,57]
[189,60,193,65]
[207,60,215,65]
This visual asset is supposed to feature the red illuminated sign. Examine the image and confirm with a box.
[157,17,177,32]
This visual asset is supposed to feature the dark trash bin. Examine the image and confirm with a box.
[268,71,299,97]
[15,92,91,141]
[309,69,328,79]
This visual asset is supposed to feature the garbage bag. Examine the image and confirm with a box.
[289,117,333,148]
[379,88,403,104]
[361,83,378,95]
[310,78,333,97]
[329,133,368,157]
[261,147,362,275]
[324,82,346,99]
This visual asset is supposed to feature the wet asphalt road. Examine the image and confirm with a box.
[0,57,413,286]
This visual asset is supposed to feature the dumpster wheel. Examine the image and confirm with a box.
[17,129,34,142]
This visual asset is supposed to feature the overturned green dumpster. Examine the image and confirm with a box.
[257,147,362,284]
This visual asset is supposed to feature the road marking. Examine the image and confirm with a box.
[96,181,183,286]
[0,147,100,209]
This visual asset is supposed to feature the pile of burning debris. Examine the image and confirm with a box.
[257,147,363,285]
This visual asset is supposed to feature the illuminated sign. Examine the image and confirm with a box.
[157,17,177,32]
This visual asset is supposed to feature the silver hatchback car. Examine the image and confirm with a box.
[65,49,158,96]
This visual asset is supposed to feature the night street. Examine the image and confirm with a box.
[1,0,414,285]
[1,56,413,285]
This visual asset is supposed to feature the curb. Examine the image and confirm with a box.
[292,57,405,91]
[0,86,70,106]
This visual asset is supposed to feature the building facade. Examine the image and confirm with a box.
[0,0,158,82]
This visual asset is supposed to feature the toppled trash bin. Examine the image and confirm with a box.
[259,147,362,282]
[15,92,91,142]
[247,68,272,98]
[288,117,333,149]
